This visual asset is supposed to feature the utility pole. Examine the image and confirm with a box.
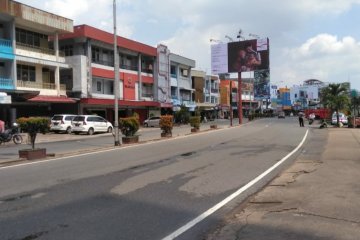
[113,0,120,146]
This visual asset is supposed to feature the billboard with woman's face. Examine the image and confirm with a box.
[228,39,269,73]
[211,38,270,74]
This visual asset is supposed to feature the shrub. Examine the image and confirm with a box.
[174,105,190,124]
[119,116,140,137]
[17,117,50,150]
[189,116,201,129]
[160,115,173,135]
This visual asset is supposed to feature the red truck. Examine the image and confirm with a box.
[304,109,331,120]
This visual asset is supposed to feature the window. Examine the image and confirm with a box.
[170,65,176,75]
[17,64,36,82]
[180,68,188,77]
[97,81,102,92]
[60,45,73,56]
[16,28,47,48]
[92,47,100,62]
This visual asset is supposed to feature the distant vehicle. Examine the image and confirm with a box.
[143,116,160,127]
[278,111,285,118]
[50,114,76,134]
[304,108,331,120]
[71,115,113,135]
[331,112,348,125]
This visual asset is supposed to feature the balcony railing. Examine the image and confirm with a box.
[211,88,219,93]
[17,80,66,90]
[120,64,138,71]
[171,73,177,78]
[0,38,12,48]
[0,77,14,89]
[16,42,65,57]
[92,59,114,67]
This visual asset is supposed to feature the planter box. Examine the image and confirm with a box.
[191,128,200,133]
[19,148,47,160]
[161,132,172,138]
[210,124,217,129]
[122,136,139,144]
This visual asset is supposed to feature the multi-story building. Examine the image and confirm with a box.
[219,77,257,118]
[278,87,291,112]
[169,53,196,112]
[0,0,74,124]
[191,70,220,119]
[58,24,160,123]
[191,70,205,104]
[204,74,220,106]
[155,44,172,115]
[290,79,325,110]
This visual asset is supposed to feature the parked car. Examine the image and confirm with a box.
[143,116,160,127]
[71,115,113,135]
[331,112,348,125]
[50,114,76,134]
[278,111,285,118]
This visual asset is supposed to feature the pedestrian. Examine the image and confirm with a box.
[298,113,304,127]
[0,119,4,133]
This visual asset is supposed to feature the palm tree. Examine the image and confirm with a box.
[321,83,349,126]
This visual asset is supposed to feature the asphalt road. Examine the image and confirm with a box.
[0,118,307,240]
[0,119,234,162]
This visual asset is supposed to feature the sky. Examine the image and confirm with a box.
[16,0,360,90]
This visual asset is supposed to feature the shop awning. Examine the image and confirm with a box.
[28,95,76,103]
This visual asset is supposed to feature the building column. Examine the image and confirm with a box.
[86,39,92,97]
[176,65,180,101]
[54,32,60,95]
[10,19,17,88]
[138,53,142,100]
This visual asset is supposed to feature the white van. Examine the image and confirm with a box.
[331,112,348,125]
[50,114,76,134]
[71,115,113,135]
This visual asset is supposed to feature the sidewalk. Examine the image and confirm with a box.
[206,128,360,240]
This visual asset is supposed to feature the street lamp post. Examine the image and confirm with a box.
[113,0,120,146]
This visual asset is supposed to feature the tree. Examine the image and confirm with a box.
[17,117,49,150]
[321,83,350,126]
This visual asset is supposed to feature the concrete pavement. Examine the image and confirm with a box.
[205,127,360,240]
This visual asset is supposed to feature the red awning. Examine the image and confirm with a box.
[80,98,160,107]
[28,95,76,103]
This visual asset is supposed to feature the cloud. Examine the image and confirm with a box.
[276,34,360,87]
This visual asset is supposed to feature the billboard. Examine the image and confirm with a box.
[211,43,228,75]
[211,38,270,74]
[254,69,270,100]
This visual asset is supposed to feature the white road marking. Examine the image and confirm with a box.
[161,130,309,240]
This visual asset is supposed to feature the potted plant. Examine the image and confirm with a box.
[189,116,201,133]
[160,115,173,137]
[119,115,140,144]
[17,117,49,160]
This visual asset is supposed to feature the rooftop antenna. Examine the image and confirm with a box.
[225,35,234,42]
[236,29,245,40]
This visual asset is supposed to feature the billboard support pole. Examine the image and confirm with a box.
[230,80,233,126]
[238,72,243,124]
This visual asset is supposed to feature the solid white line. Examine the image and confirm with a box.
[161,129,309,240]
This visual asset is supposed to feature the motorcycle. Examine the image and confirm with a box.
[0,123,23,145]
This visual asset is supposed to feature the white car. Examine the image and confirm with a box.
[331,112,348,125]
[143,116,160,127]
[50,114,76,134]
[71,115,113,135]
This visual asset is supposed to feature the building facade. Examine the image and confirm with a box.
[0,0,74,124]
[58,25,159,124]
[169,53,196,112]
[290,79,325,110]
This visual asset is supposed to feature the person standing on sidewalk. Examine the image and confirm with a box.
[298,112,304,127]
